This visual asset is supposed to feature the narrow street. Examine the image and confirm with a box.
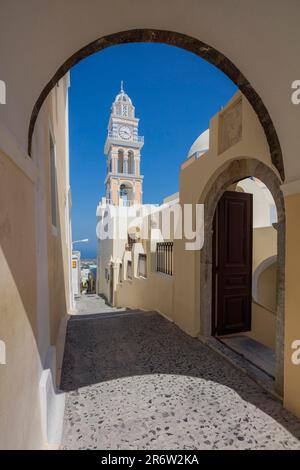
[61,296,300,450]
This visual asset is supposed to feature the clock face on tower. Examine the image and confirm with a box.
[118,125,131,140]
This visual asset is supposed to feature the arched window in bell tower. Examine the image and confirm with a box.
[128,151,134,175]
[118,149,124,173]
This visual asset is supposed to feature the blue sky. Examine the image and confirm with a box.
[69,43,237,258]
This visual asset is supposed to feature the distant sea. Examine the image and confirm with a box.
[79,247,97,260]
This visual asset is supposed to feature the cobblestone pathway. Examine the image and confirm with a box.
[73,293,126,315]
[61,296,300,450]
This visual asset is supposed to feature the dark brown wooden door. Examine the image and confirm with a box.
[212,191,253,336]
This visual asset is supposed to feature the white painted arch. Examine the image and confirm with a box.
[1,1,300,181]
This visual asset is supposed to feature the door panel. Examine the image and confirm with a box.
[212,191,253,335]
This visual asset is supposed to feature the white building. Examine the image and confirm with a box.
[96,84,145,303]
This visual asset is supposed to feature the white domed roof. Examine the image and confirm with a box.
[187,129,209,159]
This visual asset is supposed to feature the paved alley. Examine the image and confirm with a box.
[73,294,126,316]
[61,297,300,450]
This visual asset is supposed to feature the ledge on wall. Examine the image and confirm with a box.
[39,346,65,448]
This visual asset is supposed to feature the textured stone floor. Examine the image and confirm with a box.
[61,298,300,450]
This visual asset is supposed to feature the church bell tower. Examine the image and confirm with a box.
[104,82,144,206]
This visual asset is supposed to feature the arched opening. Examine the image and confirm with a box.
[27,29,284,182]
[200,158,285,394]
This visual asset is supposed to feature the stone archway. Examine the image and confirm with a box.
[27,29,284,181]
[199,158,285,394]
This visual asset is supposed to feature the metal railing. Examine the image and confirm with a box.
[156,242,173,276]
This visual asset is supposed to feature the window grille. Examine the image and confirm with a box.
[156,242,173,275]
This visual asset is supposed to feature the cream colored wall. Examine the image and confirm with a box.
[174,92,300,415]
[1,1,299,188]
[45,79,71,343]
[245,226,277,348]
[135,182,142,204]
[97,206,135,302]
[120,93,276,336]
[284,193,300,418]
[113,200,179,317]
[257,262,277,313]
[174,92,279,338]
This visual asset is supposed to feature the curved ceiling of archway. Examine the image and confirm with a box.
[27,29,284,180]
[2,2,300,182]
